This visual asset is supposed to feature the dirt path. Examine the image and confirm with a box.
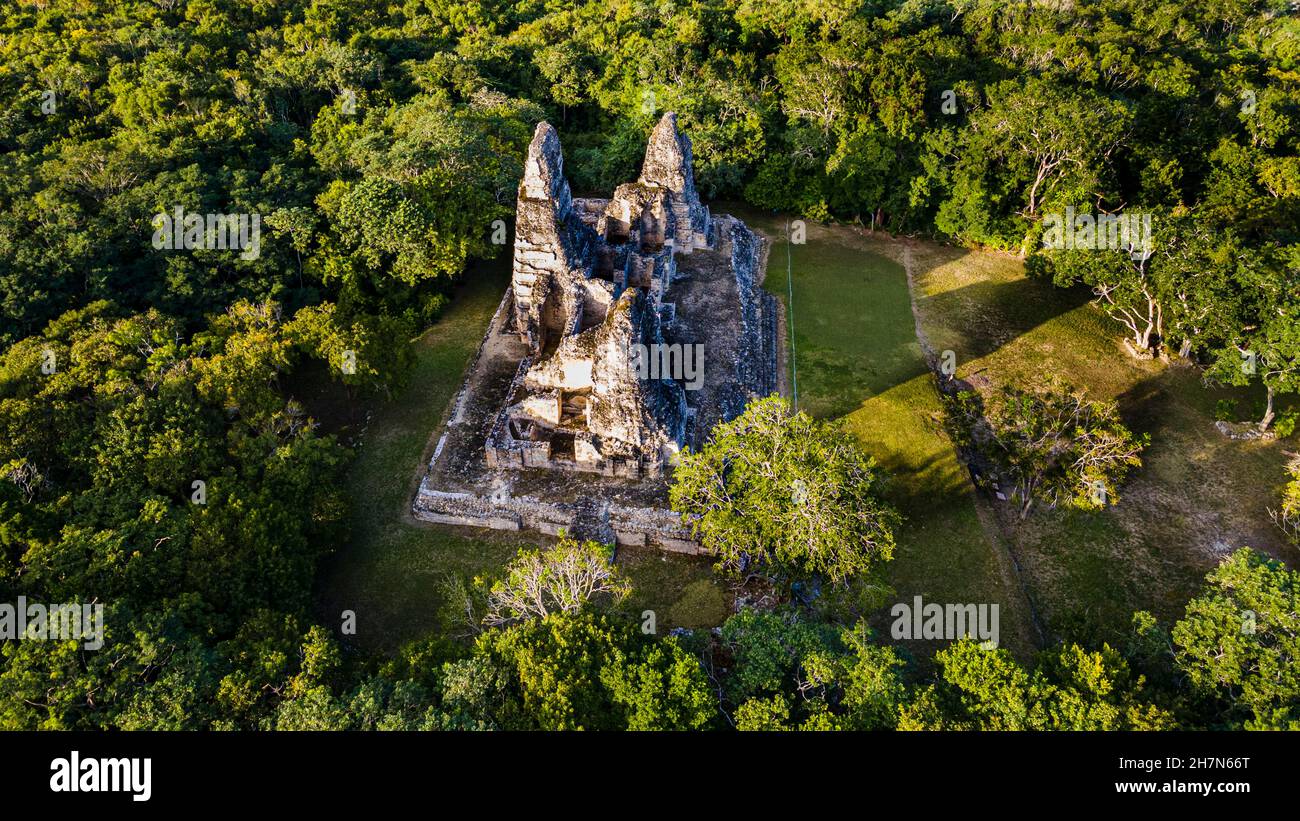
[902,246,940,371]
[899,243,1048,648]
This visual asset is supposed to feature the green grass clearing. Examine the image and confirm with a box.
[868,236,1298,646]
[737,208,1040,663]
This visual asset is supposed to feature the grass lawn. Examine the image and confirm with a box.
[736,208,1041,663]
[313,255,720,655]
[864,236,1299,647]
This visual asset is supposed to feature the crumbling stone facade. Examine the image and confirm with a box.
[412,113,781,552]
[491,113,724,479]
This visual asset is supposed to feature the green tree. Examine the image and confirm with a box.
[1272,456,1300,545]
[1042,241,1166,355]
[721,610,906,731]
[975,78,1132,220]
[900,640,1174,731]
[670,396,899,584]
[447,612,715,731]
[1203,255,1300,431]
[1172,548,1300,730]
[946,381,1147,518]
[483,535,631,627]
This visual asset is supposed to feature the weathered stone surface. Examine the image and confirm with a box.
[498,113,718,476]
[511,122,598,352]
[637,112,712,251]
[1215,420,1277,441]
[641,113,696,197]
[412,112,782,553]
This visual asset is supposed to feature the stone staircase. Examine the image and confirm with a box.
[569,496,615,544]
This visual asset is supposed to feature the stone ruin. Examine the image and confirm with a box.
[412,113,783,551]
[493,113,718,478]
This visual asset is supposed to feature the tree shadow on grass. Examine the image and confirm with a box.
[1112,365,1294,561]
[915,268,1094,365]
[788,233,1092,421]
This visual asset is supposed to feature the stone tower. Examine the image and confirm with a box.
[637,111,713,253]
[495,113,715,478]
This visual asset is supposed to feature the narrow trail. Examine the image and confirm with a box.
[900,244,1048,649]
[900,245,941,372]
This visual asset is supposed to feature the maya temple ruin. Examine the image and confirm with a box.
[412,112,783,552]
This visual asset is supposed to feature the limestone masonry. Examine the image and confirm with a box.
[412,113,781,551]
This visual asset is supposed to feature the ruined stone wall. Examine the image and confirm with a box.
[639,113,713,251]
[499,115,708,476]
[412,487,703,554]
[511,124,598,352]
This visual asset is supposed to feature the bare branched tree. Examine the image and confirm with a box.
[1270,455,1300,545]
[483,536,631,627]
